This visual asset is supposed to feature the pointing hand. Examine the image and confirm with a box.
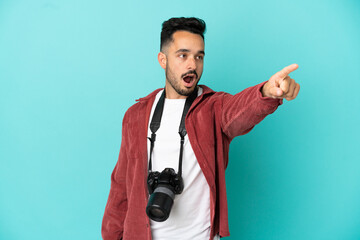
[261,64,300,101]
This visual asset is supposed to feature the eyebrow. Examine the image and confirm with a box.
[175,49,205,55]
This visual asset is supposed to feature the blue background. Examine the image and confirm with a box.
[1,0,359,239]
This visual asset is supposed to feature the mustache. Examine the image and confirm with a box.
[181,70,198,79]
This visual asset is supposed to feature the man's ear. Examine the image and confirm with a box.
[158,52,167,70]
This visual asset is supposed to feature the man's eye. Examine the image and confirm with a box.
[179,54,186,58]
[196,56,204,60]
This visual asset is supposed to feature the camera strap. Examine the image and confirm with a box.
[148,87,198,178]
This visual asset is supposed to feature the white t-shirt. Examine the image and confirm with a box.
[147,88,211,240]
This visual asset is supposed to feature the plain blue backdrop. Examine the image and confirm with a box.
[0,0,359,239]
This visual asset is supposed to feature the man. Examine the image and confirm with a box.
[102,17,300,240]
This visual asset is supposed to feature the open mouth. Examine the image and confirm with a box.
[182,74,196,86]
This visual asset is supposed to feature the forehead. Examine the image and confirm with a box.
[169,31,204,51]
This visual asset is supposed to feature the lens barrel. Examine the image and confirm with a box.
[146,186,175,222]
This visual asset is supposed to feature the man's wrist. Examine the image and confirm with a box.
[260,81,269,98]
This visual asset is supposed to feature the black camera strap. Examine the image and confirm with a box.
[148,87,198,178]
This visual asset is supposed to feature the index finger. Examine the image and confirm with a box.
[275,63,299,79]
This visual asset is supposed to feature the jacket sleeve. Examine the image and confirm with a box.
[220,81,282,139]
[102,113,129,240]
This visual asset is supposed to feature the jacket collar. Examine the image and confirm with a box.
[135,84,215,103]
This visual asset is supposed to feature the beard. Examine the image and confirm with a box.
[165,64,201,97]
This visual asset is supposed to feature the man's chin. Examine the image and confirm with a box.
[177,85,198,96]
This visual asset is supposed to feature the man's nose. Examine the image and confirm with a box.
[187,57,196,70]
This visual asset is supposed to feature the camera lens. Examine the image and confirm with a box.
[148,207,164,219]
[146,186,175,222]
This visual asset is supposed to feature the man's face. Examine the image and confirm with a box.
[159,31,205,99]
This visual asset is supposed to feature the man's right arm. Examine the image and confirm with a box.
[102,114,129,240]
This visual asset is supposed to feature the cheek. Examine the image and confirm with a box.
[171,62,184,74]
[197,63,204,73]
[167,63,182,78]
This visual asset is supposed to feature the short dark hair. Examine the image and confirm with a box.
[160,17,206,51]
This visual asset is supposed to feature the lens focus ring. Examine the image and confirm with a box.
[153,186,175,199]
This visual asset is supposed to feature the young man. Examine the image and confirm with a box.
[102,17,300,240]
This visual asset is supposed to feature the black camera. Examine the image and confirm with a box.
[146,168,184,222]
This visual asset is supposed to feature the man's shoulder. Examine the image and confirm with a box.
[122,88,162,120]
[199,85,231,102]
[123,85,225,117]
[199,84,221,96]
[129,88,162,107]
[135,88,163,103]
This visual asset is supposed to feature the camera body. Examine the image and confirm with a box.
[146,168,184,222]
[147,168,184,194]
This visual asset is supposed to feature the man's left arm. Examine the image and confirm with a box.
[220,64,300,139]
